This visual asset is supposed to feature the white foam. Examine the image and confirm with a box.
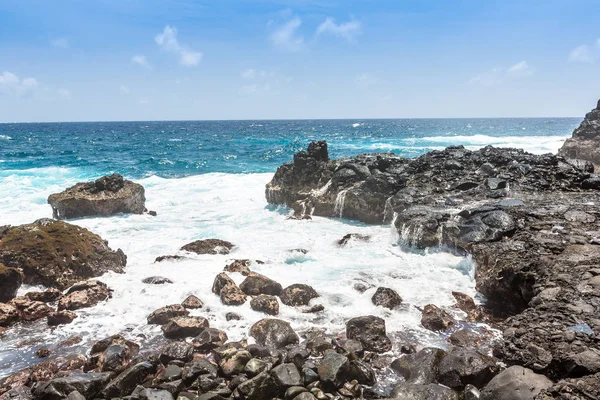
[0,135,11,140]
[0,170,478,377]
[418,134,569,154]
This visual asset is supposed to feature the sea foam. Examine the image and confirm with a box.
[0,170,477,378]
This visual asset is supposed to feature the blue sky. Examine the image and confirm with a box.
[1,0,600,122]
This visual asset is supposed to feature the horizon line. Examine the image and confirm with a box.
[0,116,583,124]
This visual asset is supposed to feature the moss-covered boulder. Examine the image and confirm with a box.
[0,263,22,302]
[0,219,126,290]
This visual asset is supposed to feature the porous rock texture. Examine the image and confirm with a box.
[48,173,145,219]
[267,140,600,394]
[0,219,126,290]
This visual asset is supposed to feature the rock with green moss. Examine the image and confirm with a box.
[47,173,146,220]
[0,219,126,290]
[0,263,22,302]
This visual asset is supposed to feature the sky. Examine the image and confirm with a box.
[1,0,600,122]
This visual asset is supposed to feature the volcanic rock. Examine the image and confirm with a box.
[181,239,234,255]
[57,280,112,311]
[47,173,145,219]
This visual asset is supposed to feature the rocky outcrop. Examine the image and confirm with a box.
[0,264,22,303]
[57,280,112,311]
[0,219,126,290]
[559,99,600,165]
[181,239,234,255]
[47,173,146,219]
[267,140,600,390]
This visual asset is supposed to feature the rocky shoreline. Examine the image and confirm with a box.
[1,108,600,399]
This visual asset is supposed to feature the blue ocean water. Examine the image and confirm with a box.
[0,118,580,177]
[0,118,580,380]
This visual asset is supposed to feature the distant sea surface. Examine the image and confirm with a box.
[0,118,580,177]
[0,118,580,380]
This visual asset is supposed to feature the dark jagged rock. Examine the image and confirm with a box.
[86,335,139,373]
[480,366,552,400]
[25,288,61,303]
[181,239,234,255]
[345,315,392,353]
[0,219,126,290]
[100,361,156,398]
[421,304,456,332]
[161,316,209,339]
[181,295,203,309]
[47,173,145,219]
[47,310,77,326]
[317,350,349,389]
[391,347,447,385]
[57,280,112,311]
[147,304,189,325]
[452,291,476,312]
[0,303,20,327]
[192,328,228,352]
[0,264,22,303]
[8,296,52,321]
[390,382,460,400]
[33,371,114,399]
[142,276,173,284]
[437,348,499,389]
[250,294,280,315]
[154,255,185,263]
[212,273,247,306]
[249,318,299,348]
[559,99,600,165]
[159,341,194,364]
[279,284,319,307]
[0,354,87,396]
[239,273,283,296]
[371,287,403,309]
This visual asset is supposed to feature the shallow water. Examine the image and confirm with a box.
[0,172,480,378]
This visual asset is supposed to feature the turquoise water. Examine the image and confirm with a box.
[0,118,579,177]
[0,118,579,379]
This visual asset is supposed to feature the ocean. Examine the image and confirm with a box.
[0,118,580,379]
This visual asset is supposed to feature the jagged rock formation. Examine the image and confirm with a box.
[267,141,600,390]
[48,173,146,219]
[0,219,126,289]
[559,99,600,165]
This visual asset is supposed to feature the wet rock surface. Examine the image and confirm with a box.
[47,173,146,219]
[0,219,126,290]
[559,99,600,165]
[181,239,234,255]
[266,140,600,396]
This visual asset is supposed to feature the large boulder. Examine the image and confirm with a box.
[0,263,22,302]
[0,219,126,290]
[437,348,498,389]
[33,371,113,399]
[147,304,189,325]
[250,294,280,315]
[345,315,392,353]
[559,99,600,165]
[421,304,456,332]
[0,303,20,327]
[249,318,299,348]
[161,316,209,339]
[8,296,53,321]
[47,173,145,219]
[480,366,553,400]
[371,287,403,309]
[390,382,460,400]
[391,347,447,385]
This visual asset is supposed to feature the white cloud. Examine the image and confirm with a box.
[57,88,71,100]
[131,55,151,69]
[139,97,150,104]
[354,73,378,89]
[270,17,304,52]
[242,69,256,80]
[0,71,38,97]
[119,85,130,95]
[470,61,534,86]
[51,38,69,48]
[238,69,290,96]
[506,61,534,78]
[155,25,203,67]
[568,45,594,63]
[316,17,362,41]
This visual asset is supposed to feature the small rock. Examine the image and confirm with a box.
[345,315,392,353]
[57,280,112,311]
[181,295,203,309]
[192,328,228,352]
[47,310,77,326]
[371,287,403,309]
[142,276,173,284]
[250,294,280,315]
[249,318,299,348]
[421,304,455,331]
[452,291,477,312]
[147,304,189,325]
[240,273,283,296]
[162,316,209,339]
[181,239,234,255]
[279,284,319,306]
